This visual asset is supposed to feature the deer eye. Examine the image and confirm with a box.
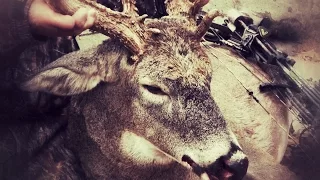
[142,85,167,96]
[140,84,169,105]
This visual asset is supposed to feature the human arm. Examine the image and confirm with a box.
[0,0,96,54]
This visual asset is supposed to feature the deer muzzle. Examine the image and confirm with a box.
[182,147,248,180]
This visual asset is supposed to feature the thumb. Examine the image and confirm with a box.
[29,0,75,31]
[48,12,76,30]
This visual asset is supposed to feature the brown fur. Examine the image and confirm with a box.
[22,27,247,179]
[20,0,311,178]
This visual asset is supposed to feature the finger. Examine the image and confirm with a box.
[29,0,95,37]
[31,0,75,30]
[31,13,75,37]
[73,9,97,36]
[41,26,78,37]
[73,9,97,35]
[82,9,97,29]
[72,8,88,29]
[35,10,94,37]
[49,13,76,30]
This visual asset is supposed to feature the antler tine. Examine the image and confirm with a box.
[164,0,221,41]
[122,0,138,15]
[189,0,209,16]
[165,0,193,16]
[194,10,223,41]
[165,0,209,17]
[45,0,145,55]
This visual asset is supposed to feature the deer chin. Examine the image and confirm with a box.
[119,130,174,165]
[119,130,247,180]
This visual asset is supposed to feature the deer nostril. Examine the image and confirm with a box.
[182,155,207,177]
[223,156,249,180]
[182,149,248,180]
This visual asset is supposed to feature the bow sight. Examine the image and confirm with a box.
[198,9,320,125]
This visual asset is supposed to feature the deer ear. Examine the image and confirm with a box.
[21,42,127,96]
[21,67,101,96]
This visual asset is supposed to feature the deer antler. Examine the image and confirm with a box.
[165,0,208,17]
[164,0,222,40]
[195,9,223,40]
[45,0,221,56]
[45,0,146,55]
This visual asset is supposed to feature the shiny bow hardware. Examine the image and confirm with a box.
[197,10,320,127]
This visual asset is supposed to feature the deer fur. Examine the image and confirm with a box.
[21,0,302,179]
[23,34,246,179]
[21,40,298,180]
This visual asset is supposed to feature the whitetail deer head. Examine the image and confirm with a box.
[22,0,249,179]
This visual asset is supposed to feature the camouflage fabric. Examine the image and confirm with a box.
[0,0,167,179]
[0,37,78,121]
[0,0,36,54]
[0,37,80,179]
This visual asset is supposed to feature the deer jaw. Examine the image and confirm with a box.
[22,0,249,179]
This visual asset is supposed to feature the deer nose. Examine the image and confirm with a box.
[182,150,248,180]
[219,142,249,180]
[182,143,248,180]
[205,150,248,180]
[222,154,249,180]
[202,151,248,180]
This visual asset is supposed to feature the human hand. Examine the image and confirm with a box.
[28,0,97,37]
